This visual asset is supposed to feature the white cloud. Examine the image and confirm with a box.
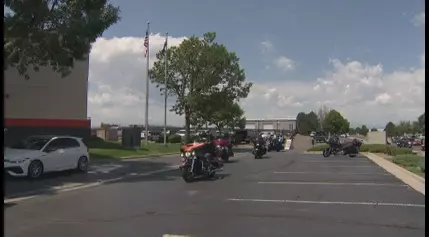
[88,35,425,129]
[260,40,274,53]
[412,12,425,26]
[88,34,187,127]
[242,55,425,127]
[274,56,296,71]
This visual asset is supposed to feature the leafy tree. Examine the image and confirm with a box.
[4,0,120,79]
[296,111,320,135]
[296,112,309,135]
[396,120,412,135]
[323,110,348,134]
[339,118,350,134]
[411,121,421,134]
[418,112,425,130]
[149,32,252,142]
[370,127,378,132]
[355,127,361,135]
[360,125,369,136]
[210,101,245,132]
[317,105,331,130]
[349,127,356,134]
[307,111,320,132]
[384,122,396,137]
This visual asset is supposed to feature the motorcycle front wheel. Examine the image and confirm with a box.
[181,167,195,183]
[322,148,331,157]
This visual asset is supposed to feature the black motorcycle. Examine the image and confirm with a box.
[253,142,266,159]
[180,145,222,183]
[323,138,362,158]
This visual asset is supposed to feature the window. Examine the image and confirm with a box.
[45,138,80,150]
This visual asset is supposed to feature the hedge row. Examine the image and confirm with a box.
[307,144,413,156]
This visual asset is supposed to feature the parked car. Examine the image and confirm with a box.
[4,135,90,179]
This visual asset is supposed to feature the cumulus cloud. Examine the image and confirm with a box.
[260,40,274,53]
[88,34,425,128]
[274,56,296,71]
[412,12,425,26]
[242,56,425,127]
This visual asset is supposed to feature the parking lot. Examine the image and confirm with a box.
[4,150,425,237]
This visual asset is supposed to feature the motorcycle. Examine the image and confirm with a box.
[180,142,223,183]
[253,142,266,159]
[323,138,362,158]
[212,137,233,162]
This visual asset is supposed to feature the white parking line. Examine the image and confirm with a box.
[226,198,425,208]
[322,165,377,168]
[303,161,370,163]
[257,181,407,187]
[273,171,391,175]
[4,165,180,204]
[163,235,192,237]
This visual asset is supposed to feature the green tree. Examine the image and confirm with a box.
[296,112,309,135]
[209,101,245,132]
[384,122,396,137]
[411,121,421,134]
[355,127,361,135]
[307,111,320,132]
[317,105,331,130]
[4,0,120,79]
[360,125,369,136]
[340,119,351,134]
[415,112,425,134]
[323,110,348,134]
[149,32,252,142]
[396,121,412,135]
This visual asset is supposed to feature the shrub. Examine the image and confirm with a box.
[168,134,182,143]
[306,143,414,156]
[393,155,425,172]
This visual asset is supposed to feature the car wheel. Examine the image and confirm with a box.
[77,156,89,172]
[28,160,44,179]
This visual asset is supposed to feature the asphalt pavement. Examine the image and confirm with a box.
[5,149,425,237]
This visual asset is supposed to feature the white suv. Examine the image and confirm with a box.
[4,135,90,179]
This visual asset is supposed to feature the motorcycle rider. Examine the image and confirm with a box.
[254,133,267,153]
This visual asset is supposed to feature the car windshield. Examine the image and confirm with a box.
[9,137,50,150]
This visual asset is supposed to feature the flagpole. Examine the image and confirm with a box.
[145,21,150,146]
[163,32,168,146]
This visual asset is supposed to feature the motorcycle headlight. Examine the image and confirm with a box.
[180,153,184,157]
[191,151,196,156]
[185,152,191,157]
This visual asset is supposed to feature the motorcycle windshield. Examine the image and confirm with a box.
[182,142,206,152]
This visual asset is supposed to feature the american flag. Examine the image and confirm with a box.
[144,28,149,57]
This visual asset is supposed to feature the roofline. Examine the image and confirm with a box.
[246,117,296,121]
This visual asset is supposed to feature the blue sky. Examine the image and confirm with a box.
[104,0,425,82]
[7,0,422,127]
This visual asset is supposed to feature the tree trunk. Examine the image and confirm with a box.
[184,106,191,144]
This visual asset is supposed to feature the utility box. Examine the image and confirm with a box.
[122,127,142,149]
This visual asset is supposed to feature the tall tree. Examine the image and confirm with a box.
[317,105,331,130]
[4,0,120,79]
[360,125,369,136]
[296,112,309,135]
[149,32,252,142]
[307,111,320,132]
[323,110,348,134]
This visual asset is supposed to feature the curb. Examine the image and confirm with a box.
[363,152,425,195]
